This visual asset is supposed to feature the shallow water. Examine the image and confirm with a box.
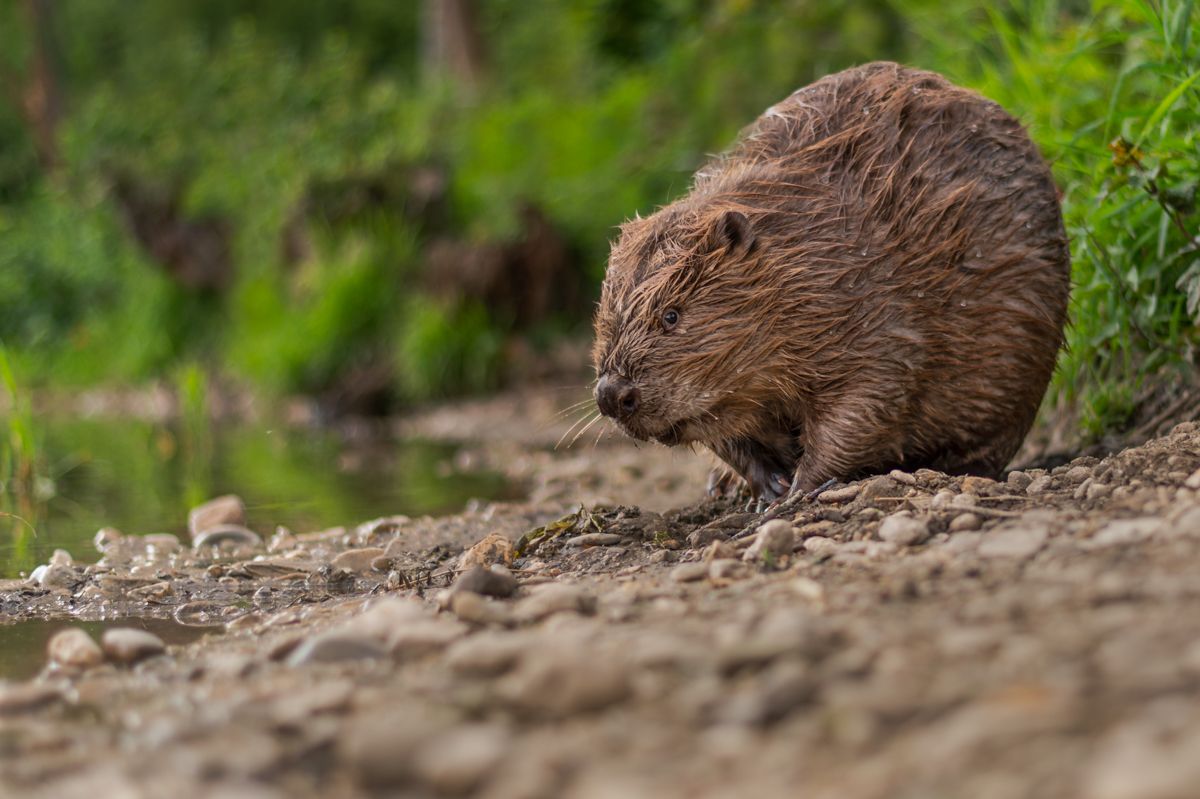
[0,617,219,681]
[0,416,512,579]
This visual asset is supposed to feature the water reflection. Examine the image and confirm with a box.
[0,416,512,578]
[0,617,219,680]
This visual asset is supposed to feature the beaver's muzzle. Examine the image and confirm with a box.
[595,375,641,422]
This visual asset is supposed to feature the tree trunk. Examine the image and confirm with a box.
[421,0,486,90]
[16,0,62,174]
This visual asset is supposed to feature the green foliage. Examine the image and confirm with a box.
[0,0,1196,426]
[907,0,1200,434]
[396,300,505,402]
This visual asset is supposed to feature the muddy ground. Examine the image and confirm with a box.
[3,389,1200,799]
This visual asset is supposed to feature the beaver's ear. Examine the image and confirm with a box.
[704,210,755,257]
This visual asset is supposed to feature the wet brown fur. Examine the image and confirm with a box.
[592,62,1071,497]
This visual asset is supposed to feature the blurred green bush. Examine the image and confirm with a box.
[0,0,1196,433]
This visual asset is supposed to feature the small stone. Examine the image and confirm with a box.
[1086,517,1163,549]
[1006,471,1032,491]
[93,527,123,554]
[888,469,917,486]
[286,630,389,666]
[453,565,518,598]
[29,563,76,590]
[411,724,510,795]
[47,628,104,669]
[188,494,247,540]
[949,513,982,532]
[498,645,631,719]
[457,533,514,570]
[445,631,528,677]
[789,577,824,603]
[709,558,751,580]
[0,682,63,715]
[143,534,181,556]
[949,493,978,509]
[449,591,513,626]
[817,484,860,503]
[803,536,838,554]
[101,628,166,664]
[1087,482,1112,501]
[1186,468,1200,489]
[512,583,596,623]
[563,533,623,547]
[1064,465,1092,484]
[877,513,930,546]
[670,562,709,583]
[960,476,995,495]
[742,520,795,564]
[978,524,1048,559]
[192,524,262,549]
[48,549,74,567]
[1025,475,1053,496]
[330,547,385,573]
[860,475,904,500]
[1074,477,1094,500]
[930,489,957,509]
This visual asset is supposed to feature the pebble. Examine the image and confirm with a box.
[0,682,63,715]
[1086,517,1163,549]
[949,493,978,509]
[564,533,624,547]
[1186,468,1200,489]
[286,629,389,666]
[817,484,860,503]
[101,628,167,664]
[709,558,752,580]
[888,469,917,486]
[789,577,825,603]
[498,644,631,719]
[28,563,76,590]
[93,527,123,553]
[977,524,1048,559]
[329,547,385,573]
[444,631,528,677]
[143,534,181,556]
[670,562,709,583]
[930,489,957,510]
[450,591,513,626]
[1006,470,1033,491]
[1087,482,1113,501]
[188,494,247,539]
[1025,475,1053,496]
[48,628,104,669]
[192,524,263,549]
[453,565,518,598]
[742,520,795,564]
[411,724,510,795]
[803,536,838,554]
[961,475,995,495]
[1063,465,1093,484]
[949,512,982,532]
[877,513,930,546]
[512,583,596,622]
[860,475,904,500]
[457,533,514,570]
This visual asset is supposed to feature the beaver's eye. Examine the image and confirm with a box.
[661,308,680,330]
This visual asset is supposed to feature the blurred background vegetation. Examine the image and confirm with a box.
[0,0,1196,431]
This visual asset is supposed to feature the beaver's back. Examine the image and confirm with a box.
[702,62,1070,476]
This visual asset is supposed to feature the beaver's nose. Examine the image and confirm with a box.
[596,375,641,421]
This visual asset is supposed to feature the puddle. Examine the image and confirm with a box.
[0,416,515,578]
[0,616,219,681]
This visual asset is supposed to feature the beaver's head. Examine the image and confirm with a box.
[592,202,789,447]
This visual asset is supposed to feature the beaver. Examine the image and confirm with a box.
[592,62,1070,500]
